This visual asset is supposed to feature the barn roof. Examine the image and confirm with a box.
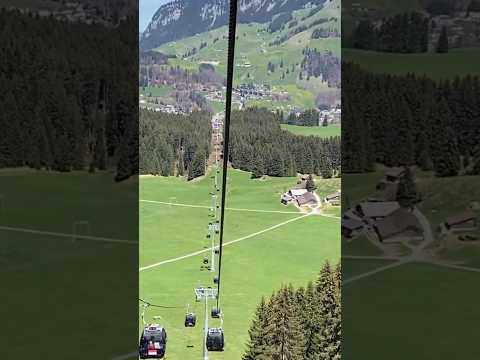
[297,192,317,206]
[358,201,400,218]
[326,192,341,200]
[290,188,308,197]
[385,167,405,178]
[445,210,476,227]
[342,218,364,231]
[374,208,422,240]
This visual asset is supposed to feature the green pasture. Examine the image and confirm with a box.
[0,170,138,359]
[343,48,480,80]
[139,169,340,359]
[281,124,341,138]
[153,2,340,110]
[343,260,480,359]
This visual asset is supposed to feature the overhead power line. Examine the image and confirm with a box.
[216,0,239,309]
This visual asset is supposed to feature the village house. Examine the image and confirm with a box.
[373,208,423,243]
[296,192,317,207]
[342,218,365,239]
[343,209,364,222]
[356,201,400,220]
[325,192,341,206]
[289,188,308,198]
[443,210,478,232]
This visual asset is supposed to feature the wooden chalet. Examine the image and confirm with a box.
[342,218,364,238]
[356,201,400,220]
[373,208,422,243]
[296,192,317,207]
[325,192,341,206]
[444,210,477,232]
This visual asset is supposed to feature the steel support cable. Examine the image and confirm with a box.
[138,298,184,309]
[216,0,238,309]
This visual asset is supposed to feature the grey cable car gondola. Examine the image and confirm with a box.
[214,247,220,255]
[184,313,196,327]
[206,328,224,351]
[213,276,219,285]
[211,307,221,318]
[203,257,209,265]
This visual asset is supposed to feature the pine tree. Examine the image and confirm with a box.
[243,297,271,360]
[306,174,317,192]
[396,167,417,208]
[265,287,305,360]
[436,26,449,53]
[251,155,265,179]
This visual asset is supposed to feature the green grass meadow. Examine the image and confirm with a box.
[343,48,480,80]
[139,169,340,359]
[0,170,138,359]
[343,166,480,358]
[281,124,341,137]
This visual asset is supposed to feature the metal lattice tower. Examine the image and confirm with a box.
[195,287,218,360]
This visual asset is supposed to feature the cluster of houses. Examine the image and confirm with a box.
[233,83,273,105]
[342,167,424,243]
[31,1,135,26]
[319,107,341,125]
[281,176,318,208]
[280,176,341,210]
[342,167,480,245]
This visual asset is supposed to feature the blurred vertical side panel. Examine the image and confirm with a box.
[0,1,139,359]
[342,0,480,358]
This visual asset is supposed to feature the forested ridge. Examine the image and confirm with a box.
[229,108,341,178]
[139,109,211,180]
[0,9,138,181]
[342,62,480,177]
[140,108,341,180]
[352,12,429,53]
[243,262,341,360]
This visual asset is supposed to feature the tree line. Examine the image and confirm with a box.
[301,48,341,88]
[342,62,480,177]
[230,108,341,178]
[0,9,138,181]
[139,109,211,180]
[243,262,341,360]
[353,12,429,53]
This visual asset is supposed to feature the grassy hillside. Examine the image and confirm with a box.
[343,48,480,80]
[281,124,341,137]
[139,169,340,359]
[154,0,340,110]
[343,166,480,358]
[0,170,137,359]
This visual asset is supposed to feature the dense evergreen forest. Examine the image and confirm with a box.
[140,108,340,180]
[0,9,138,181]
[243,262,341,360]
[342,63,480,177]
[352,13,429,53]
[230,108,341,178]
[302,48,341,88]
[139,109,211,180]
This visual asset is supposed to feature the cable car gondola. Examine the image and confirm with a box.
[184,313,196,327]
[213,276,219,285]
[203,257,209,265]
[211,307,221,318]
[206,328,224,351]
[139,324,167,359]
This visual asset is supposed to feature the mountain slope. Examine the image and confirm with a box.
[140,0,326,50]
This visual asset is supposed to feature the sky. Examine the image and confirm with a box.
[140,0,172,32]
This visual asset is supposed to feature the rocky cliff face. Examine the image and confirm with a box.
[140,0,324,50]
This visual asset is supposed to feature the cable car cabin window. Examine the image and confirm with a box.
[206,328,224,351]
